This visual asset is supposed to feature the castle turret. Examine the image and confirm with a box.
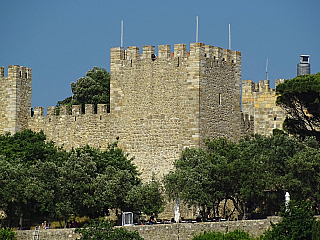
[0,65,32,134]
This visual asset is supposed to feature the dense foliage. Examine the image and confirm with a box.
[164,134,320,220]
[0,130,164,229]
[0,228,17,240]
[263,201,315,240]
[192,229,260,240]
[125,176,165,215]
[276,72,320,141]
[57,67,110,112]
[75,219,143,240]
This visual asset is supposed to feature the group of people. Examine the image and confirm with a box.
[42,219,78,229]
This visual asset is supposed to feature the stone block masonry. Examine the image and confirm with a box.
[16,217,281,240]
[0,65,32,135]
[242,79,285,135]
[1,42,253,220]
[23,42,252,182]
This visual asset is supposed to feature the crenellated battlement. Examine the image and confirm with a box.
[110,43,241,71]
[242,79,285,94]
[0,65,32,80]
[33,104,109,117]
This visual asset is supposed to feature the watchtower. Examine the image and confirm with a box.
[0,65,32,134]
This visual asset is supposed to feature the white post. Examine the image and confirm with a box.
[285,191,290,212]
[196,203,200,218]
[174,197,180,223]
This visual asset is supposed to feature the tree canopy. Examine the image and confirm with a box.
[263,201,315,240]
[57,67,110,112]
[164,134,320,220]
[0,130,164,229]
[276,72,320,140]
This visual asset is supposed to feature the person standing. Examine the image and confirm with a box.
[149,213,156,225]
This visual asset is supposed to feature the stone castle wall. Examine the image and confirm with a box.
[0,65,32,134]
[16,217,281,240]
[242,79,285,135]
[22,42,252,181]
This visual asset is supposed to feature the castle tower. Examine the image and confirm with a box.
[242,78,285,135]
[0,65,32,134]
[110,42,244,177]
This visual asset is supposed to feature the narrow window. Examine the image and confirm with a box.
[274,117,277,121]
[19,71,22,78]
[100,115,102,120]
[74,116,76,121]
[177,57,180,67]
[130,59,132,67]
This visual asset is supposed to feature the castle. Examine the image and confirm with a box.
[0,42,286,181]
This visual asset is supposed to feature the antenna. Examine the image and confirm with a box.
[121,20,123,48]
[229,24,231,50]
[266,58,268,80]
[196,16,198,43]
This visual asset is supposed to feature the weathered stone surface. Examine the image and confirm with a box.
[16,217,281,240]
[1,42,253,220]
[242,79,285,135]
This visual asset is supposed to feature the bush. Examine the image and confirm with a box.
[75,219,143,240]
[262,201,314,240]
[0,228,17,240]
[192,229,259,240]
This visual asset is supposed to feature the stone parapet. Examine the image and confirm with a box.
[16,217,281,240]
[110,43,241,65]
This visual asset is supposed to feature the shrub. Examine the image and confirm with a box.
[0,228,17,240]
[75,219,143,240]
[192,229,259,240]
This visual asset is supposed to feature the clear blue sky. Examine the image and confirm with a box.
[1,0,319,110]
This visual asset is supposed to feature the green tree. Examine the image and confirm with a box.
[285,141,320,209]
[164,135,302,219]
[0,129,63,166]
[0,156,30,228]
[71,144,141,214]
[125,177,165,215]
[75,219,143,240]
[263,201,315,240]
[57,67,110,112]
[55,153,98,225]
[276,72,320,140]
[164,139,241,220]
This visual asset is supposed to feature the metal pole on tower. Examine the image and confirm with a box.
[196,16,199,43]
[229,24,231,50]
[266,58,268,80]
[121,20,123,48]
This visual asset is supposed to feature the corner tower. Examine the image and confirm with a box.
[0,65,32,134]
